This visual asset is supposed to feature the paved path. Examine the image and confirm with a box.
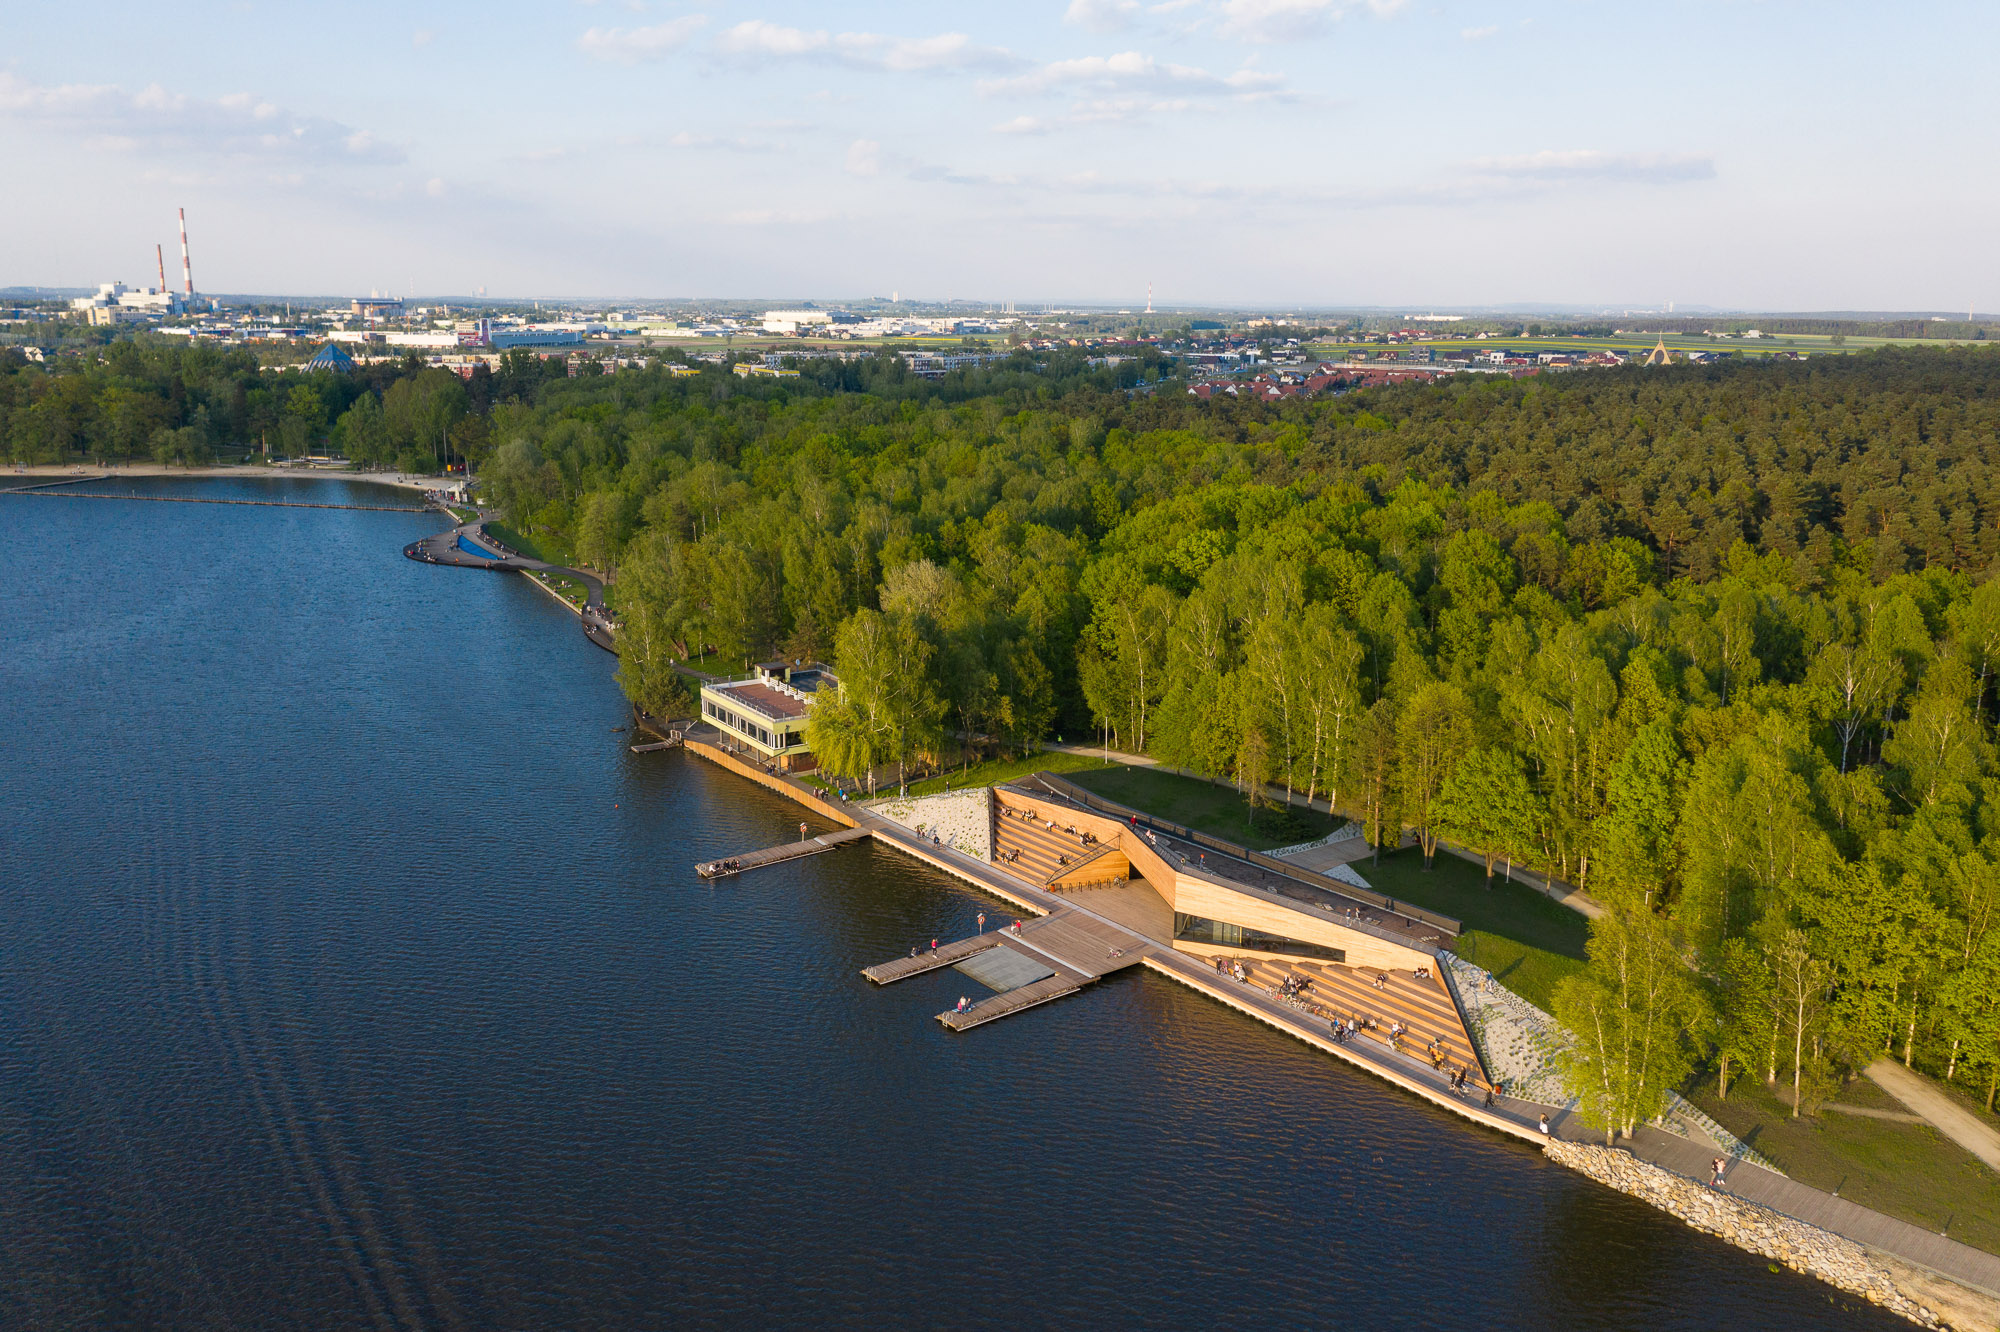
[684,744,2000,1299]
[1867,1059,2000,1174]
[1543,1107,2000,1297]
[405,517,617,653]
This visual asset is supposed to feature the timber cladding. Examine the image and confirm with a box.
[995,788,1433,973]
[684,739,857,828]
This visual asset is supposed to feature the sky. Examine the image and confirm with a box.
[1,1,1995,310]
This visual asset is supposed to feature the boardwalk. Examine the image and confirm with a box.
[1,484,426,512]
[861,932,1003,984]
[939,971,1084,1030]
[404,517,616,653]
[675,744,2000,1305]
[696,825,870,878]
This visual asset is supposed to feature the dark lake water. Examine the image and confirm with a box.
[0,475,1893,1329]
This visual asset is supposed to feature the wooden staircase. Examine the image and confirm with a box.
[1207,954,1488,1088]
[991,802,1127,891]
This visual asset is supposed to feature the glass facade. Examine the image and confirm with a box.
[1173,913,1346,964]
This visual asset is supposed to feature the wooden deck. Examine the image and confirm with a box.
[893,908,1154,1033]
[939,968,1085,1030]
[696,825,870,878]
[861,932,1004,984]
[1007,910,1150,979]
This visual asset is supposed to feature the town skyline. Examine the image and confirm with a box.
[4,1,1996,311]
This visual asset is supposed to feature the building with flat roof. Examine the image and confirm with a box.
[698,661,837,772]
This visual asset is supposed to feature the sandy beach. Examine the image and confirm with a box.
[4,462,451,493]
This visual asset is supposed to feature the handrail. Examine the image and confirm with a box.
[1028,771,1461,937]
[1042,838,1123,888]
[1434,960,1494,1089]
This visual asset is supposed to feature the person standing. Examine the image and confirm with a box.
[1711,1158,1727,1190]
[1538,1114,1551,1137]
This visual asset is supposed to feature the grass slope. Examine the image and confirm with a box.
[1067,766,1589,1010]
[830,749,1118,800]
[1689,1076,2000,1258]
[1356,848,1588,1013]
[1065,765,1337,850]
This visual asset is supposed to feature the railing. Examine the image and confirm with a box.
[1041,839,1124,889]
[1266,822,1367,858]
[1029,772,1460,937]
[1434,958,1495,1089]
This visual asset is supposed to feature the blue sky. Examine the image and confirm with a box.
[2,1,1994,309]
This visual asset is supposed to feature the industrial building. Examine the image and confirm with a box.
[70,282,184,324]
[72,207,202,323]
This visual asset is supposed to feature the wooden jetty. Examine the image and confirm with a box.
[861,906,1151,1032]
[861,932,1003,984]
[630,732,683,753]
[696,825,870,879]
[1,487,426,512]
[939,968,1087,1031]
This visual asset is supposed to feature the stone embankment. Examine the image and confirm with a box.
[1545,1140,2000,1329]
[878,788,993,861]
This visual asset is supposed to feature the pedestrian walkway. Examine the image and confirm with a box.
[404,516,614,652]
[1867,1059,2000,1174]
[1544,1108,2000,1298]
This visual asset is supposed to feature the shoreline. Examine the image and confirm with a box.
[22,465,1992,1326]
[678,740,2000,1328]
[5,461,447,493]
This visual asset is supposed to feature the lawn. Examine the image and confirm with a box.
[486,521,569,566]
[1065,765,1591,1010]
[1358,847,1590,1012]
[530,570,591,610]
[1065,765,1341,850]
[900,748,1118,799]
[1689,1075,2000,1258]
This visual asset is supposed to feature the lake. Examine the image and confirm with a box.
[0,476,1891,1328]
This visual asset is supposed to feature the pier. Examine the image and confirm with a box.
[1,480,428,512]
[404,518,617,654]
[696,825,871,878]
[864,907,1150,1031]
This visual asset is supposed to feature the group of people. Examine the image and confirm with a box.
[1331,1015,1375,1044]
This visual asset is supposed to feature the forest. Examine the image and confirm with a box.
[7,337,1999,1134]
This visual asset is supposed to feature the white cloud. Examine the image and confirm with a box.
[980,51,1284,99]
[844,138,882,176]
[1214,0,1403,44]
[1470,149,1717,183]
[0,71,403,164]
[667,130,785,154]
[412,28,434,48]
[1065,0,1141,33]
[994,97,1195,134]
[715,20,828,57]
[577,15,707,63]
[1461,25,1497,41]
[426,177,446,198]
[714,21,1021,71]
